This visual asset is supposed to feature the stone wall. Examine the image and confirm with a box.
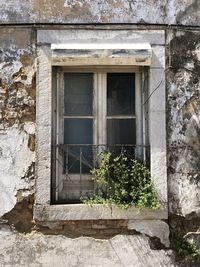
[0,28,36,218]
[0,0,199,25]
[166,30,200,251]
[0,1,200,266]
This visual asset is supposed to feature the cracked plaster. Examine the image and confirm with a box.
[0,28,36,217]
[0,126,35,217]
[128,220,170,247]
[167,30,200,217]
[0,0,199,25]
[0,230,175,267]
[0,7,199,265]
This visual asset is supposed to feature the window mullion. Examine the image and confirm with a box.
[93,73,98,146]
[142,69,149,164]
[56,71,65,201]
[135,72,143,159]
[97,72,107,146]
[58,71,64,145]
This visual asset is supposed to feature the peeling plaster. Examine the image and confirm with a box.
[0,1,38,24]
[0,126,35,217]
[166,0,194,25]
[0,231,175,267]
[0,0,199,25]
[0,46,36,127]
[168,173,200,216]
[0,18,199,266]
[0,48,35,85]
[128,220,170,247]
[167,30,200,217]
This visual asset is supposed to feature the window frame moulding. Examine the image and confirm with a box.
[50,42,152,66]
[34,29,167,222]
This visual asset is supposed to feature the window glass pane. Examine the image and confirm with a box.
[64,73,93,116]
[64,119,93,144]
[60,174,94,203]
[64,119,93,174]
[107,73,135,116]
[107,119,136,144]
[65,146,93,174]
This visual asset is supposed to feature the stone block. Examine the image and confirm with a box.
[128,220,170,247]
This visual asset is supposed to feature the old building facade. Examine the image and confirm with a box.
[0,1,200,266]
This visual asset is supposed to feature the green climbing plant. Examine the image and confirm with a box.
[82,151,160,209]
[173,234,200,262]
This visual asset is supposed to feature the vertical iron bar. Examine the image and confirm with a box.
[121,145,124,155]
[142,70,147,164]
[134,146,136,160]
[80,146,82,198]
[65,145,69,176]
[93,145,96,195]
[55,71,60,202]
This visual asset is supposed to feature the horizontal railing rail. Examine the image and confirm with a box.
[57,144,150,174]
[53,144,150,203]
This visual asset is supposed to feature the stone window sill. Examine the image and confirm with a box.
[34,204,167,221]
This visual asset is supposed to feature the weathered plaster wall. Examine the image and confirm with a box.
[0,1,200,266]
[0,26,173,266]
[1,26,200,265]
[0,26,199,264]
[167,30,200,218]
[0,0,199,26]
[0,231,174,267]
[0,28,36,216]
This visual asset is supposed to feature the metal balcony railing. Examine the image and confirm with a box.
[58,144,150,173]
[54,144,150,203]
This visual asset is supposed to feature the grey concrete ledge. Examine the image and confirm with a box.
[37,30,165,46]
[34,204,168,221]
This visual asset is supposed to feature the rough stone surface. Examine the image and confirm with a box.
[128,220,170,247]
[0,0,199,26]
[0,28,36,128]
[0,2,199,263]
[0,230,175,267]
[34,204,168,221]
[0,28,36,216]
[185,232,200,249]
[167,30,200,217]
[0,127,35,217]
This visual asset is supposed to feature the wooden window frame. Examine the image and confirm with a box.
[53,67,145,202]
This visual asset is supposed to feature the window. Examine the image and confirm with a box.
[52,68,148,204]
[34,29,167,221]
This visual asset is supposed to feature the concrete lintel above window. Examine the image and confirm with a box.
[51,42,152,66]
